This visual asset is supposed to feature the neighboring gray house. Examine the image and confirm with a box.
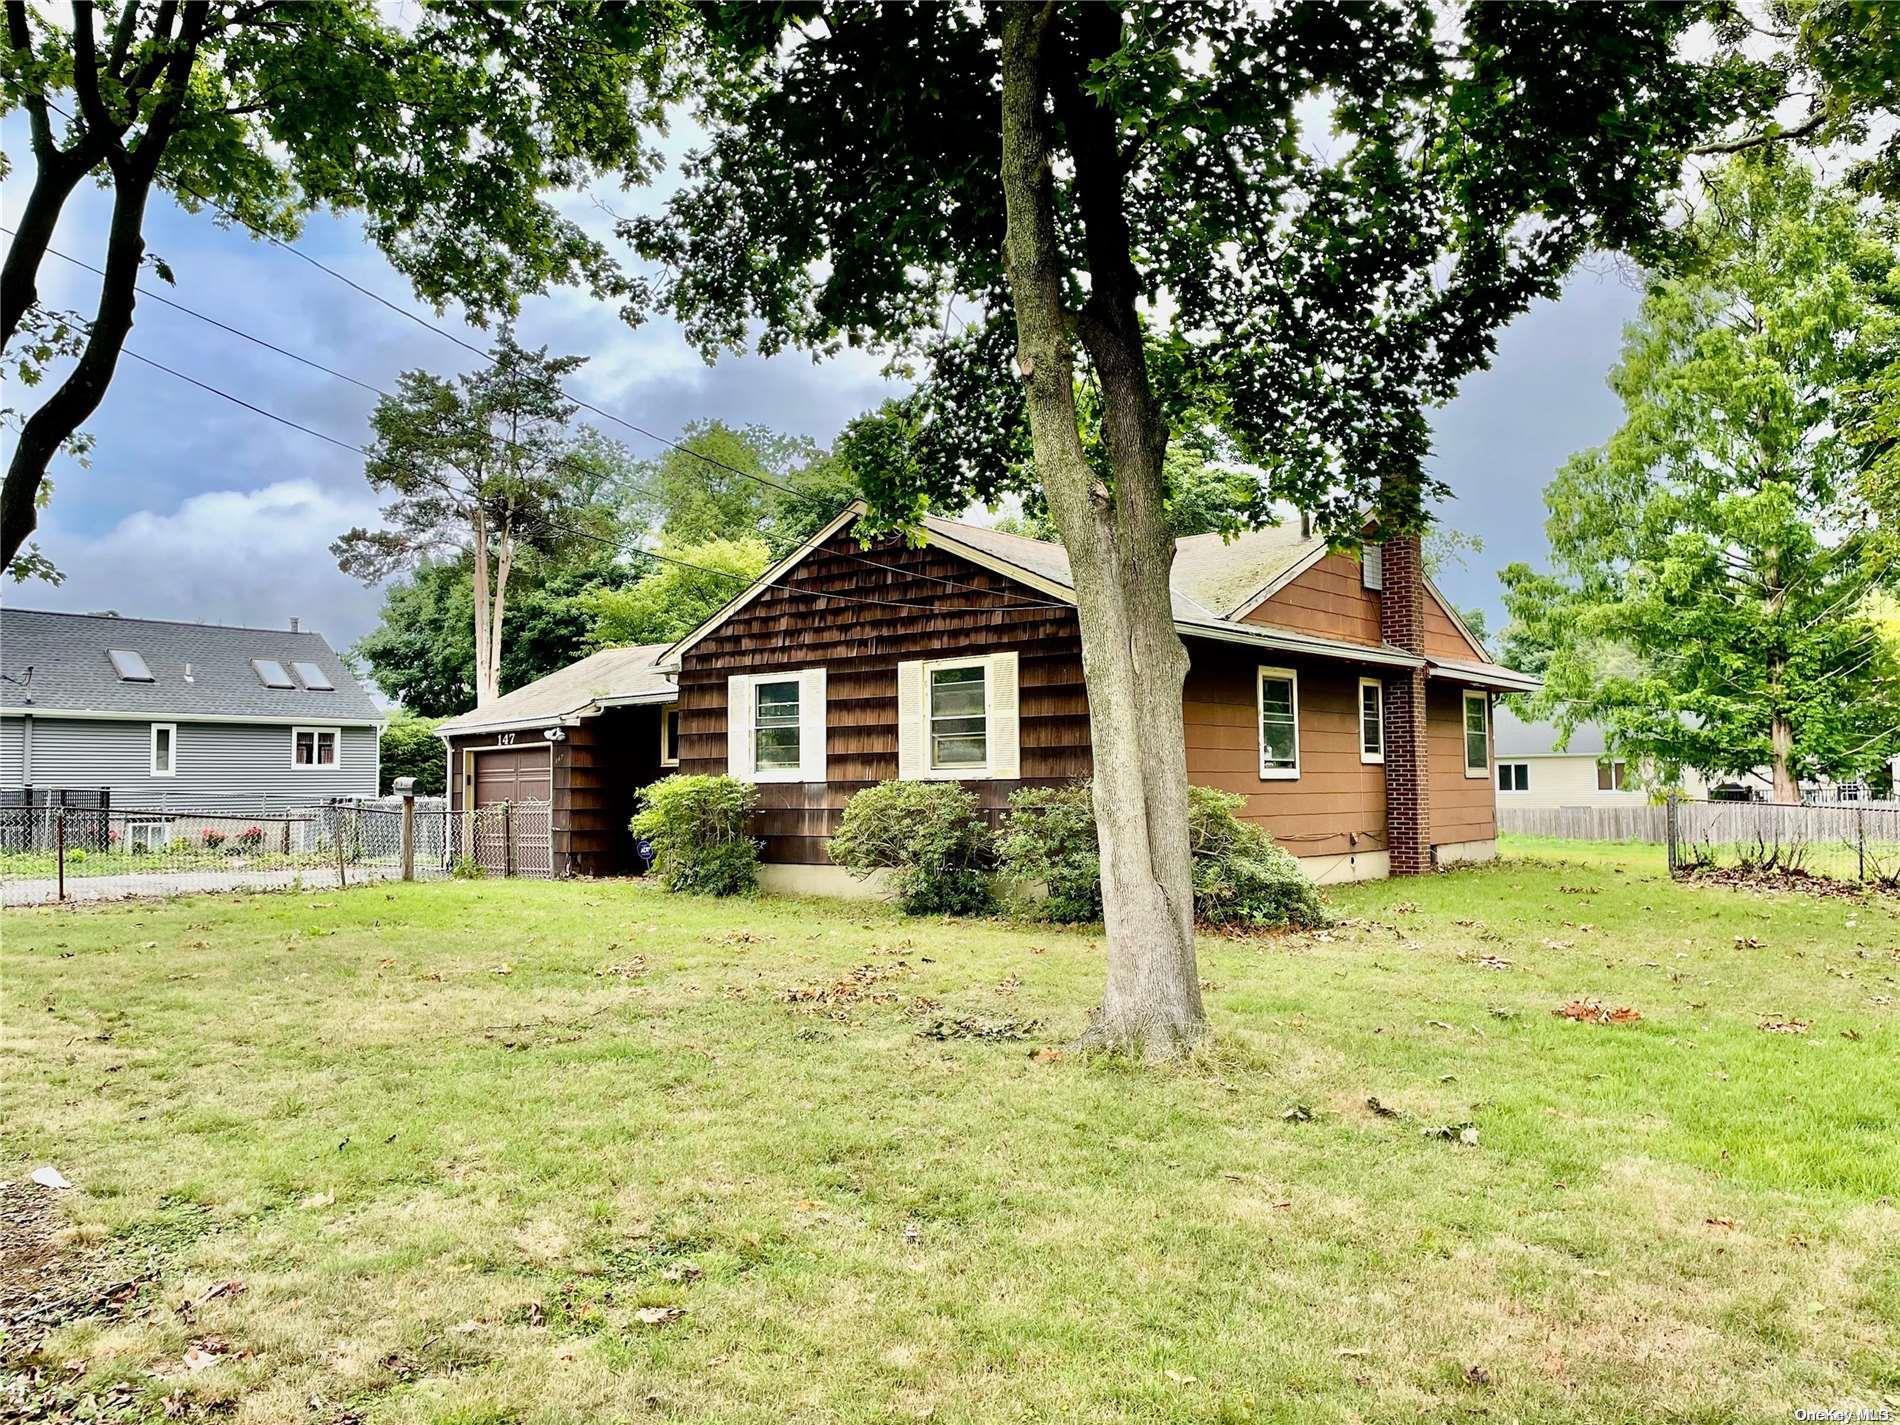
[0,608,381,813]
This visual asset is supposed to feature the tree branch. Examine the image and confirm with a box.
[1690,109,1826,158]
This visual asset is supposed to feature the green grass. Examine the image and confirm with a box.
[4,846,1896,1423]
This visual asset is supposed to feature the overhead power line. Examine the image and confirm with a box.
[90,339,1069,616]
[16,228,1059,609]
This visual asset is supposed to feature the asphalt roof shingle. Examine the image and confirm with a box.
[0,608,381,722]
[435,644,675,735]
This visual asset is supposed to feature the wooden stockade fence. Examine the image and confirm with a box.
[1498,804,1671,843]
[1505,798,1900,888]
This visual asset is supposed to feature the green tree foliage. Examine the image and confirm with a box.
[582,537,770,649]
[627,2,1753,1060]
[332,331,631,707]
[354,552,635,718]
[0,0,687,574]
[1500,156,1900,800]
[378,711,445,797]
[622,420,858,555]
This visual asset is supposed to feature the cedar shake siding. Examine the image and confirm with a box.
[1245,550,1383,646]
[445,703,666,878]
[676,526,1437,868]
[675,528,1089,865]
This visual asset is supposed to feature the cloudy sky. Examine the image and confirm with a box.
[13,166,1640,660]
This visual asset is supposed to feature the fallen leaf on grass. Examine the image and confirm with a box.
[1422,1123,1480,1146]
[633,1306,685,1327]
[1365,1097,1400,1119]
[1734,935,1763,949]
[181,1343,222,1372]
[1553,1000,1642,1025]
[1477,955,1513,971]
[660,1262,703,1284]
[299,1190,334,1209]
[1705,1216,1736,1230]
[1281,1104,1313,1123]
[1029,1046,1064,1064]
[489,964,514,976]
[1758,1017,1810,1035]
[1464,1365,1493,1387]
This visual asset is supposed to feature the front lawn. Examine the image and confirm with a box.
[3,849,1895,1423]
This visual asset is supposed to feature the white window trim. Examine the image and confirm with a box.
[921,655,993,779]
[291,725,341,770]
[1597,758,1629,792]
[749,675,807,784]
[1496,760,1531,794]
[659,703,680,768]
[1357,677,1384,765]
[1463,690,1490,779]
[150,722,176,778]
[1256,665,1301,780]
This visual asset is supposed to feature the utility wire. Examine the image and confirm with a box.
[17,228,1061,609]
[96,341,1069,616]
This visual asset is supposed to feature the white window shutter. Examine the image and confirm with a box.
[896,660,925,780]
[988,650,1020,779]
[726,674,754,781]
[798,666,828,783]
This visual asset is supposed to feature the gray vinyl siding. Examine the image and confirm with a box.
[0,716,378,812]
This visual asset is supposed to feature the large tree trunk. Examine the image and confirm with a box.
[998,4,1205,1061]
[471,510,498,707]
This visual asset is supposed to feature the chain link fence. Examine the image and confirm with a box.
[0,798,560,905]
[1668,798,1900,891]
[0,802,456,906]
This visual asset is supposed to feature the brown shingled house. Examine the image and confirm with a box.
[665,503,1535,895]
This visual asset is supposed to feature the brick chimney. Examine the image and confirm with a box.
[1378,533,1432,875]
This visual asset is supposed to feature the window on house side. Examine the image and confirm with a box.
[1497,762,1530,793]
[1358,678,1383,763]
[293,727,338,768]
[754,680,801,770]
[929,663,989,769]
[1258,668,1300,777]
[1463,691,1489,777]
[660,706,681,767]
[1597,759,1628,791]
[150,723,175,777]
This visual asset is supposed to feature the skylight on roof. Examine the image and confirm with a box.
[251,658,295,689]
[109,649,155,682]
[292,661,334,691]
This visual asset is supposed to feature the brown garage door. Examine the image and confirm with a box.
[471,746,552,875]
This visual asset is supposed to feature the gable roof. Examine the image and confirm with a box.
[435,644,675,738]
[0,607,381,724]
[658,502,1537,691]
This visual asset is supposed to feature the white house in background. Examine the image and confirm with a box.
[1490,704,1771,809]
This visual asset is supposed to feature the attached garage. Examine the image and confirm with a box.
[436,644,677,878]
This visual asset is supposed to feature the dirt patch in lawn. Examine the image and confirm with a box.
[0,1180,152,1363]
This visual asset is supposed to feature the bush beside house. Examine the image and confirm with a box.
[631,775,760,896]
[828,781,998,916]
[1000,781,1329,930]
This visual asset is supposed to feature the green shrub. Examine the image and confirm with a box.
[65,847,88,865]
[450,856,486,879]
[632,774,760,896]
[829,780,997,916]
[995,784,1102,923]
[998,781,1330,930]
[1185,785,1330,930]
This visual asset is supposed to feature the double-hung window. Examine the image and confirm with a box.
[1258,667,1300,778]
[928,661,989,771]
[293,726,339,769]
[753,680,802,771]
[1358,678,1384,764]
[150,723,176,777]
[1462,691,1489,778]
